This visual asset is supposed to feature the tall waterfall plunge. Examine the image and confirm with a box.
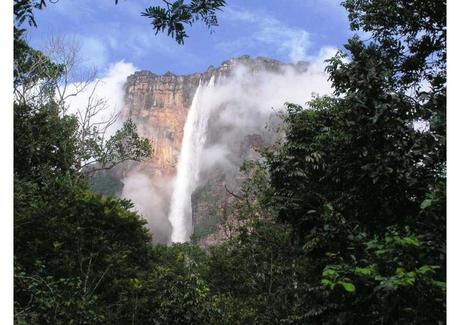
[168,76,215,243]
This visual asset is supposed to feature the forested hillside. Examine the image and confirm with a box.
[14,0,445,323]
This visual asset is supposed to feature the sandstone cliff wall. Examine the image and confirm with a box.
[122,71,201,176]
[120,56,308,246]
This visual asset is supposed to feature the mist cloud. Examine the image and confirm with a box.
[121,172,173,244]
[194,51,334,180]
[65,60,138,138]
[221,8,314,62]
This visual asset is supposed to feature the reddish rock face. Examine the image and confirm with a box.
[122,71,201,177]
[119,56,306,246]
[121,56,303,178]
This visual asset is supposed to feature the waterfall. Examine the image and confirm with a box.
[168,76,215,243]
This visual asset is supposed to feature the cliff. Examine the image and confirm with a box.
[122,71,201,176]
[120,55,307,245]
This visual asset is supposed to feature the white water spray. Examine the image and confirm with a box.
[168,76,215,242]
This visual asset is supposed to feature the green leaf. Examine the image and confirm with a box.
[433,281,446,289]
[322,268,339,278]
[420,199,432,210]
[354,266,375,277]
[417,265,438,275]
[339,281,356,293]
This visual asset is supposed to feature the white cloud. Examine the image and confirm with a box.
[64,60,138,138]
[181,55,335,182]
[50,0,97,21]
[221,8,312,62]
[307,46,340,71]
[76,35,109,69]
[32,0,195,70]
[121,172,173,244]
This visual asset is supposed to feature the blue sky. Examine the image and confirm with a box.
[26,0,352,75]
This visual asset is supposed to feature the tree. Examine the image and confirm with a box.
[113,243,216,324]
[14,4,155,323]
[14,0,49,28]
[254,0,446,323]
[14,177,153,324]
[137,0,226,44]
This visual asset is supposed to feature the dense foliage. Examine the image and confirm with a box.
[14,0,445,323]
[253,1,446,322]
[14,1,154,323]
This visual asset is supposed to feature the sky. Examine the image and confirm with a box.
[26,0,353,76]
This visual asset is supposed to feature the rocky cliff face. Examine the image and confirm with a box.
[120,56,308,246]
[122,71,201,176]
[122,55,307,175]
